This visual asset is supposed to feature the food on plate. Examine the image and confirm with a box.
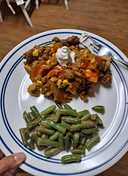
[19,104,105,164]
[92,105,105,114]
[23,36,112,103]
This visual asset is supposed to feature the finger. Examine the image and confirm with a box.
[3,172,15,176]
[0,153,26,174]
[3,168,16,176]
[0,150,4,159]
[2,168,16,176]
[9,168,17,175]
[5,168,17,176]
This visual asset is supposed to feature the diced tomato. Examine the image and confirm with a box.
[80,60,90,68]
[84,69,99,83]
[31,64,43,78]
[31,64,50,79]
[50,43,62,54]
[80,62,88,68]
[47,67,64,78]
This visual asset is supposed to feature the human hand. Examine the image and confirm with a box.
[0,150,26,176]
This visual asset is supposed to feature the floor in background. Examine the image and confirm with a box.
[0,0,128,58]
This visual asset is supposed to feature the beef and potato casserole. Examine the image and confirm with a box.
[23,36,112,103]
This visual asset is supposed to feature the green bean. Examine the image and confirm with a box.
[49,131,60,141]
[63,104,73,110]
[91,114,104,128]
[36,137,46,150]
[62,117,80,124]
[44,147,63,158]
[79,135,86,145]
[73,132,80,148]
[61,154,81,164]
[79,133,86,144]
[70,120,96,132]
[37,138,62,147]
[23,111,31,123]
[70,124,83,132]
[40,121,52,129]
[19,128,29,145]
[46,113,58,122]
[59,133,64,147]
[61,120,71,130]
[96,115,104,128]
[45,110,60,123]
[71,149,82,155]
[78,109,90,118]
[78,136,87,155]
[31,132,38,143]
[30,106,42,119]
[47,121,66,134]
[81,114,91,121]
[27,138,35,149]
[62,115,76,119]
[90,114,97,121]
[54,109,61,122]
[78,144,83,150]
[82,128,98,135]
[59,108,77,117]
[36,130,42,137]
[81,120,97,129]
[27,119,41,130]
[80,144,86,155]
[64,132,71,152]
[37,127,55,135]
[46,113,56,119]
[41,134,48,139]
[92,105,105,114]
[41,105,56,116]
[28,112,36,121]
[86,135,100,151]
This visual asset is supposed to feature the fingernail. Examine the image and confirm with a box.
[13,152,26,165]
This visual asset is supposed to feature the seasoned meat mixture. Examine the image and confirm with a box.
[23,36,112,103]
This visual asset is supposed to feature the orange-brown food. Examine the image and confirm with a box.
[23,36,112,103]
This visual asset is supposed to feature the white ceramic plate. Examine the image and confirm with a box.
[0,29,128,176]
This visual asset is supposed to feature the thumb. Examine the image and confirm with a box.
[0,152,26,174]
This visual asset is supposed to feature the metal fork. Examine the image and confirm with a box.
[80,34,128,69]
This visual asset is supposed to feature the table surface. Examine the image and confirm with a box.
[0,0,128,176]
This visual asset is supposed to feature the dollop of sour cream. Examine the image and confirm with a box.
[56,46,75,66]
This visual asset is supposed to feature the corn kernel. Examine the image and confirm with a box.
[24,64,31,73]
[36,80,42,86]
[80,49,85,53]
[62,79,69,85]
[46,60,51,65]
[57,79,62,88]
[32,49,39,57]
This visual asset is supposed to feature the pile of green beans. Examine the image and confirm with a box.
[20,104,105,164]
